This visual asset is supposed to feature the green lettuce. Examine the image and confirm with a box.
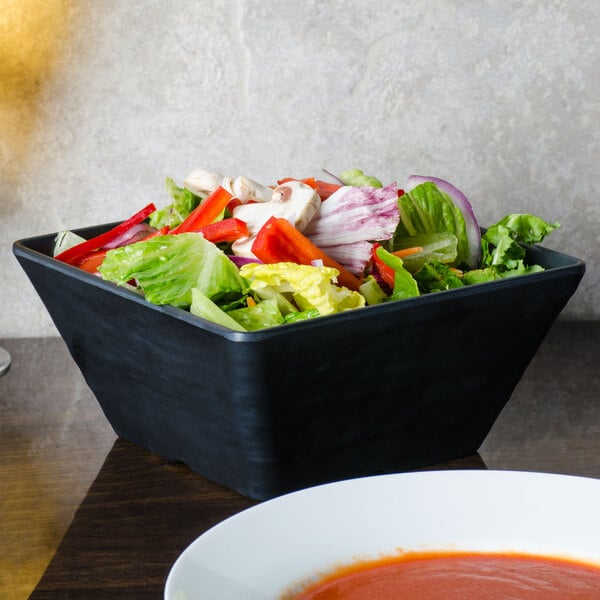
[413,261,465,293]
[239,262,365,316]
[393,182,470,268]
[375,247,420,301]
[226,298,285,331]
[148,177,205,229]
[482,214,559,270]
[283,309,321,324]
[359,276,388,306]
[249,284,298,316]
[339,169,383,188]
[460,267,501,286]
[190,288,247,331]
[486,214,559,246]
[481,214,560,273]
[456,214,558,285]
[391,232,458,273]
[99,233,246,307]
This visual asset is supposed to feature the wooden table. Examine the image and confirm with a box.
[2,320,599,599]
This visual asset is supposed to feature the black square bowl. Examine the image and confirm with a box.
[13,224,585,500]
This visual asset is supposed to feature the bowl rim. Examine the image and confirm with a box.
[13,224,586,342]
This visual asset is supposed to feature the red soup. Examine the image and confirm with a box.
[293,552,600,600]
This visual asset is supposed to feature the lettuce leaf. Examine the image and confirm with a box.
[226,298,285,331]
[339,169,383,187]
[239,262,365,316]
[462,262,544,286]
[283,309,321,324]
[460,267,501,286]
[53,230,86,257]
[375,247,420,301]
[250,285,298,315]
[391,232,458,273]
[486,214,560,246]
[482,214,559,270]
[99,233,246,307]
[359,276,388,306]
[413,261,465,293]
[148,177,205,229]
[190,287,247,331]
[393,182,471,268]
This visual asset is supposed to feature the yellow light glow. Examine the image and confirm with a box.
[0,0,75,182]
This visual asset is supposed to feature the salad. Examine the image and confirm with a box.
[53,168,559,331]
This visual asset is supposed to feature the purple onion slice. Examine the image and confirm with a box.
[227,255,261,268]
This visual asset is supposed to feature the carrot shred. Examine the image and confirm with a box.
[392,246,423,258]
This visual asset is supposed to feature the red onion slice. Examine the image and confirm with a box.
[228,255,261,268]
[101,223,157,249]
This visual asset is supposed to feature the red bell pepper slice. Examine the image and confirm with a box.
[275,177,342,200]
[276,177,317,188]
[72,225,170,274]
[251,217,362,291]
[75,249,109,273]
[314,180,342,200]
[198,218,249,244]
[172,186,233,234]
[226,197,244,213]
[55,203,157,265]
[370,243,396,290]
[371,243,424,291]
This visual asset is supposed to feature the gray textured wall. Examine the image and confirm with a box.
[2,1,598,337]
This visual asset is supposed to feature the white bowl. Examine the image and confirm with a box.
[164,470,600,599]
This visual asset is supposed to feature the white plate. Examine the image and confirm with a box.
[164,470,600,600]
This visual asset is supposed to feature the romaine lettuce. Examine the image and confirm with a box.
[481,214,559,271]
[393,182,471,268]
[391,232,458,273]
[339,169,383,188]
[99,233,246,307]
[283,309,321,324]
[148,177,205,229]
[413,261,465,293]
[226,298,285,331]
[239,262,365,316]
[190,287,247,331]
[359,276,388,306]
[375,247,420,300]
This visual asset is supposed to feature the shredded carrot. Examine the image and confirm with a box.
[247,296,257,307]
[392,246,423,258]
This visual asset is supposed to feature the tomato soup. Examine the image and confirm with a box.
[292,552,600,599]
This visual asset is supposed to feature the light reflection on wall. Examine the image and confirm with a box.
[0,0,75,183]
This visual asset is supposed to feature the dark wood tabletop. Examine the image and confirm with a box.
[3,320,599,599]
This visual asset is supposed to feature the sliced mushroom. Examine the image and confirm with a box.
[273,181,321,231]
[231,180,321,258]
[232,175,277,203]
[184,169,233,195]
[229,236,256,259]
